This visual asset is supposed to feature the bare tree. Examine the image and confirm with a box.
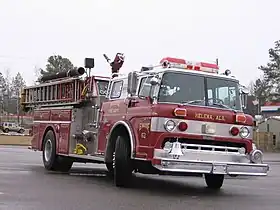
[11,72,26,124]
[33,65,42,85]
[0,72,6,121]
[3,69,12,120]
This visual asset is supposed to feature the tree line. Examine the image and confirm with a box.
[1,41,279,120]
[247,40,280,114]
[0,55,76,118]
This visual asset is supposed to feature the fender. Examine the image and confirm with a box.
[40,124,59,152]
[106,120,136,158]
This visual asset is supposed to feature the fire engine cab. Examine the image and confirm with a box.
[21,55,269,189]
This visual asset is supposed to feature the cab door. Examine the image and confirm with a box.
[125,76,153,148]
[97,79,127,153]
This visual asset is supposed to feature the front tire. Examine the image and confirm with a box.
[105,152,115,178]
[18,129,24,134]
[114,136,132,187]
[204,174,224,190]
[42,130,73,172]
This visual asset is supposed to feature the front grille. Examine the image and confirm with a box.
[162,138,247,153]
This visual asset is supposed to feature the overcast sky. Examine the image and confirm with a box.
[0,0,279,86]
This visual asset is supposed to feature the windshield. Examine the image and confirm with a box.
[158,72,241,110]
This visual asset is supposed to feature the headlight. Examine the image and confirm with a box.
[250,149,263,164]
[164,120,176,132]
[238,147,246,154]
[239,126,250,138]
[163,141,173,151]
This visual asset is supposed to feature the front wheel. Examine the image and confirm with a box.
[204,174,224,190]
[105,152,115,178]
[42,130,73,172]
[18,129,24,134]
[114,136,132,187]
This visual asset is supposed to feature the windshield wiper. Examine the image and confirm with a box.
[211,102,231,109]
[181,100,205,105]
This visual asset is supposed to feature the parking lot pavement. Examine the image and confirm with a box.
[264,152,280,162]
[0,146,279,210]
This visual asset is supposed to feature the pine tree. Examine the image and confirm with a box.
[258,40,280,99]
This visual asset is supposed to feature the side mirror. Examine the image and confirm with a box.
[127,71,138,95]
[239,86,249,109]
[241,93,248,109]
[239,85,249,107]
[150,76,160,86]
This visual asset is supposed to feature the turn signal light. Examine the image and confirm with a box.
[230,126,239,136]
[178,121,188,131]
[236,114,246,123]
[173,108,187,117]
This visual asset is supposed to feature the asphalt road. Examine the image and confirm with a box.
[0,146,279,210]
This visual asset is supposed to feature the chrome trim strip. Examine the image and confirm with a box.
[153,159,269,176]
[59,153,105,162]
[33,120,72,124]
[152,147,269,176]
[180,143,240,153]
[34,106,74,110]
[150,117,253,139]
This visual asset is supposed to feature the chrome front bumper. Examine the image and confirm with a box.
[152,143,269,176]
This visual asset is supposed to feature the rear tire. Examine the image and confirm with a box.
[42,130,73,172]
[204,174,224,190]
[114,136,132,187]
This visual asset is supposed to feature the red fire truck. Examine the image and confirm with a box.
[21,55,269,189]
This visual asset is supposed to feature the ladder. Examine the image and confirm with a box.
[20,77,86,110]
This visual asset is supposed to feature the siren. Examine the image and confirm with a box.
[159,57,219,74]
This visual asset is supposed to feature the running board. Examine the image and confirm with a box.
[59,153,105,164]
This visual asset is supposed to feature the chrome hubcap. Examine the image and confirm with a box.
[44,139,52,162]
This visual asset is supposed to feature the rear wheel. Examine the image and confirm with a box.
[204,174,224,190]
[42,130,73,172]
[114,136,132,187]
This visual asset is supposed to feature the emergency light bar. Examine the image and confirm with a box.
[160,57,219,74]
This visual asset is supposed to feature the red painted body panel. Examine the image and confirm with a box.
[32,109,72,155]
[97,98,154,154]
[126,98,153,148]
[33,110,51,121]
[31,123,40,149]
[58,123,71,154]
[98,99,254,159]
[50,110,72,121]
[97,100,128,152]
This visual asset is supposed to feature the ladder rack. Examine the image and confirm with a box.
[21,77,86,110]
